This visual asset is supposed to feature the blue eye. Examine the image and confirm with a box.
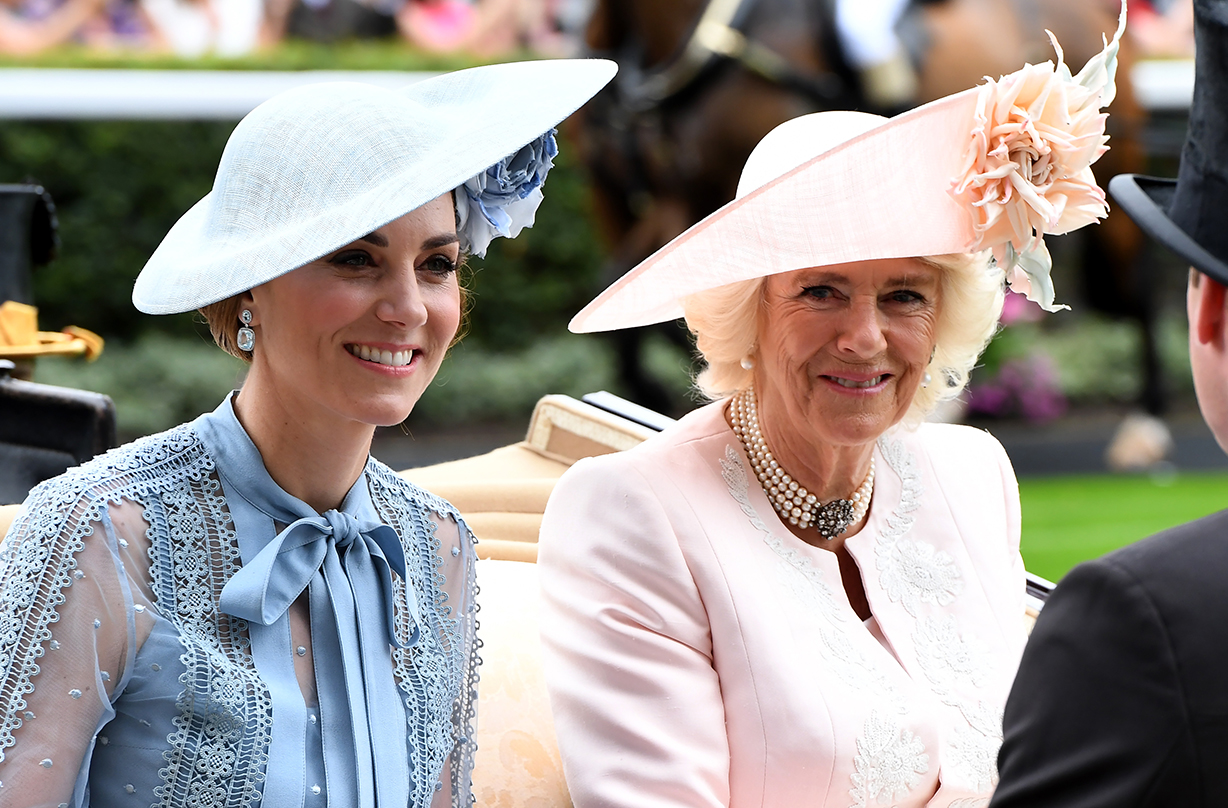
[803,286,835,299]
[888,290,925,304]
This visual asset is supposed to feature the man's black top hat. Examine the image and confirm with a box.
[1110,0,1228,285]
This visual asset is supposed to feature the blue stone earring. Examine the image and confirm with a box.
[237,309,255,352]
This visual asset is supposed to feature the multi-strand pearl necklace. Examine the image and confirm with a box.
[729,387,875,541]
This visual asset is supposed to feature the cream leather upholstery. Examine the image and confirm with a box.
[471,559,571,807]
[400,395,656,563]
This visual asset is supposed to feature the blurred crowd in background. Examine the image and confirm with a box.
[0,0,1200,62]
[0,0,593,58]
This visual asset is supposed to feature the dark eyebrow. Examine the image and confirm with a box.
[422,233,460,250]
[360,232,389,248]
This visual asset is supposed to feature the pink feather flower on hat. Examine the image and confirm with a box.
[951,2,1127,312]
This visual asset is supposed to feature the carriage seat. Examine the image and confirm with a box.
[399,393,659,562]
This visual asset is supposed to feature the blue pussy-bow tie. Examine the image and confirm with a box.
[220,507,422,808]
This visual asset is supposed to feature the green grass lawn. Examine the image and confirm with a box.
[1019,471,1228,582]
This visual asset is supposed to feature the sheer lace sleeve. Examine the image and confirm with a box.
[0,488,155,808]
[428,512,478,808]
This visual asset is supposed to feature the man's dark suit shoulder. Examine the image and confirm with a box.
[991,507,1228,807]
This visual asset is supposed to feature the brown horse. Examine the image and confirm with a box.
[575,0,1151,417]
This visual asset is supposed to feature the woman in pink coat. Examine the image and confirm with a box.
[538,15,1127,808]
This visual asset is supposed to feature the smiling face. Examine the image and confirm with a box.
[242,194,462,429]
[754,257,942,451]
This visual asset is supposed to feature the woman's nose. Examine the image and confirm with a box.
[836,298,887,357]
[375,270,429,328]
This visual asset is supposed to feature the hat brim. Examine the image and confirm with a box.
[568,90,982,333]
[1108,174,1228,286]
[133,59,616,315]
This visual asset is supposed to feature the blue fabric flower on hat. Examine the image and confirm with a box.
[455,129,559,258]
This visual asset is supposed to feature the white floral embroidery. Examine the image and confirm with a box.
[874,437,963,618]
[946,721,1001,793]
[849,711,929,808]
[878,539,964,617]
[912,616,992,697]
[871,438,1002,795]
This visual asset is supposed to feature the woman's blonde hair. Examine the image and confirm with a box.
[683,252,1005,425]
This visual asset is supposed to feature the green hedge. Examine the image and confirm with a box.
[0,119,609,352]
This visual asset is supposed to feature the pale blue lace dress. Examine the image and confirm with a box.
[0,395,478,808]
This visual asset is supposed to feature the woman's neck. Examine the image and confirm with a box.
[233,371,376,515]
[727,386,877,552]
[750,401,875,506]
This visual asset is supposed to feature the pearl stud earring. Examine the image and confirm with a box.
[740,355,755,370]
[237,309,255,352]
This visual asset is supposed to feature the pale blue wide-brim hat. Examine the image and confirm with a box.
[132,58,616,315]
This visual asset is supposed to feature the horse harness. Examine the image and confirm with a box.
[608,0,845,114]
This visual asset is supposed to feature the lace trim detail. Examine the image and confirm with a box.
[911,616,1001,791]
[368,463,479,808]
[848,710,930,808]
[874,437,963,617]
[144,428,270,808]
[912,616,992,696]
[0,424,226,769]
[0,479,96,760]
[0,424,476,808]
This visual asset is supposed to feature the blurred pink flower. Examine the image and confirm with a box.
[967,355,1067,423]
[1000,289,1045,325]
[950,2,1127,312]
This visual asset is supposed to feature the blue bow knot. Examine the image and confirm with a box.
[220,509,420,649]
[218,506,420,808]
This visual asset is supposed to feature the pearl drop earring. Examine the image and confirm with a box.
[922,371,932,388]
[237,309,255,352]
[740,355,755,370]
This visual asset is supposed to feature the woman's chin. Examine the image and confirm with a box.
[808,404,907,447]
[340,397,421,430]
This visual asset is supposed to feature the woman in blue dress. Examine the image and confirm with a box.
[0,59,614,808]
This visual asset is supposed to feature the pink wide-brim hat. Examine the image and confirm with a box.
[570,0,1127,332]
[569,92,982,333]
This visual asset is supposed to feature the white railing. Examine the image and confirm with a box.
[0,68,435,119]
[0,60,1194,120]
[1131,59,1195,112]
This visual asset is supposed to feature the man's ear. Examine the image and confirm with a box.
[1194,275,1228,347]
